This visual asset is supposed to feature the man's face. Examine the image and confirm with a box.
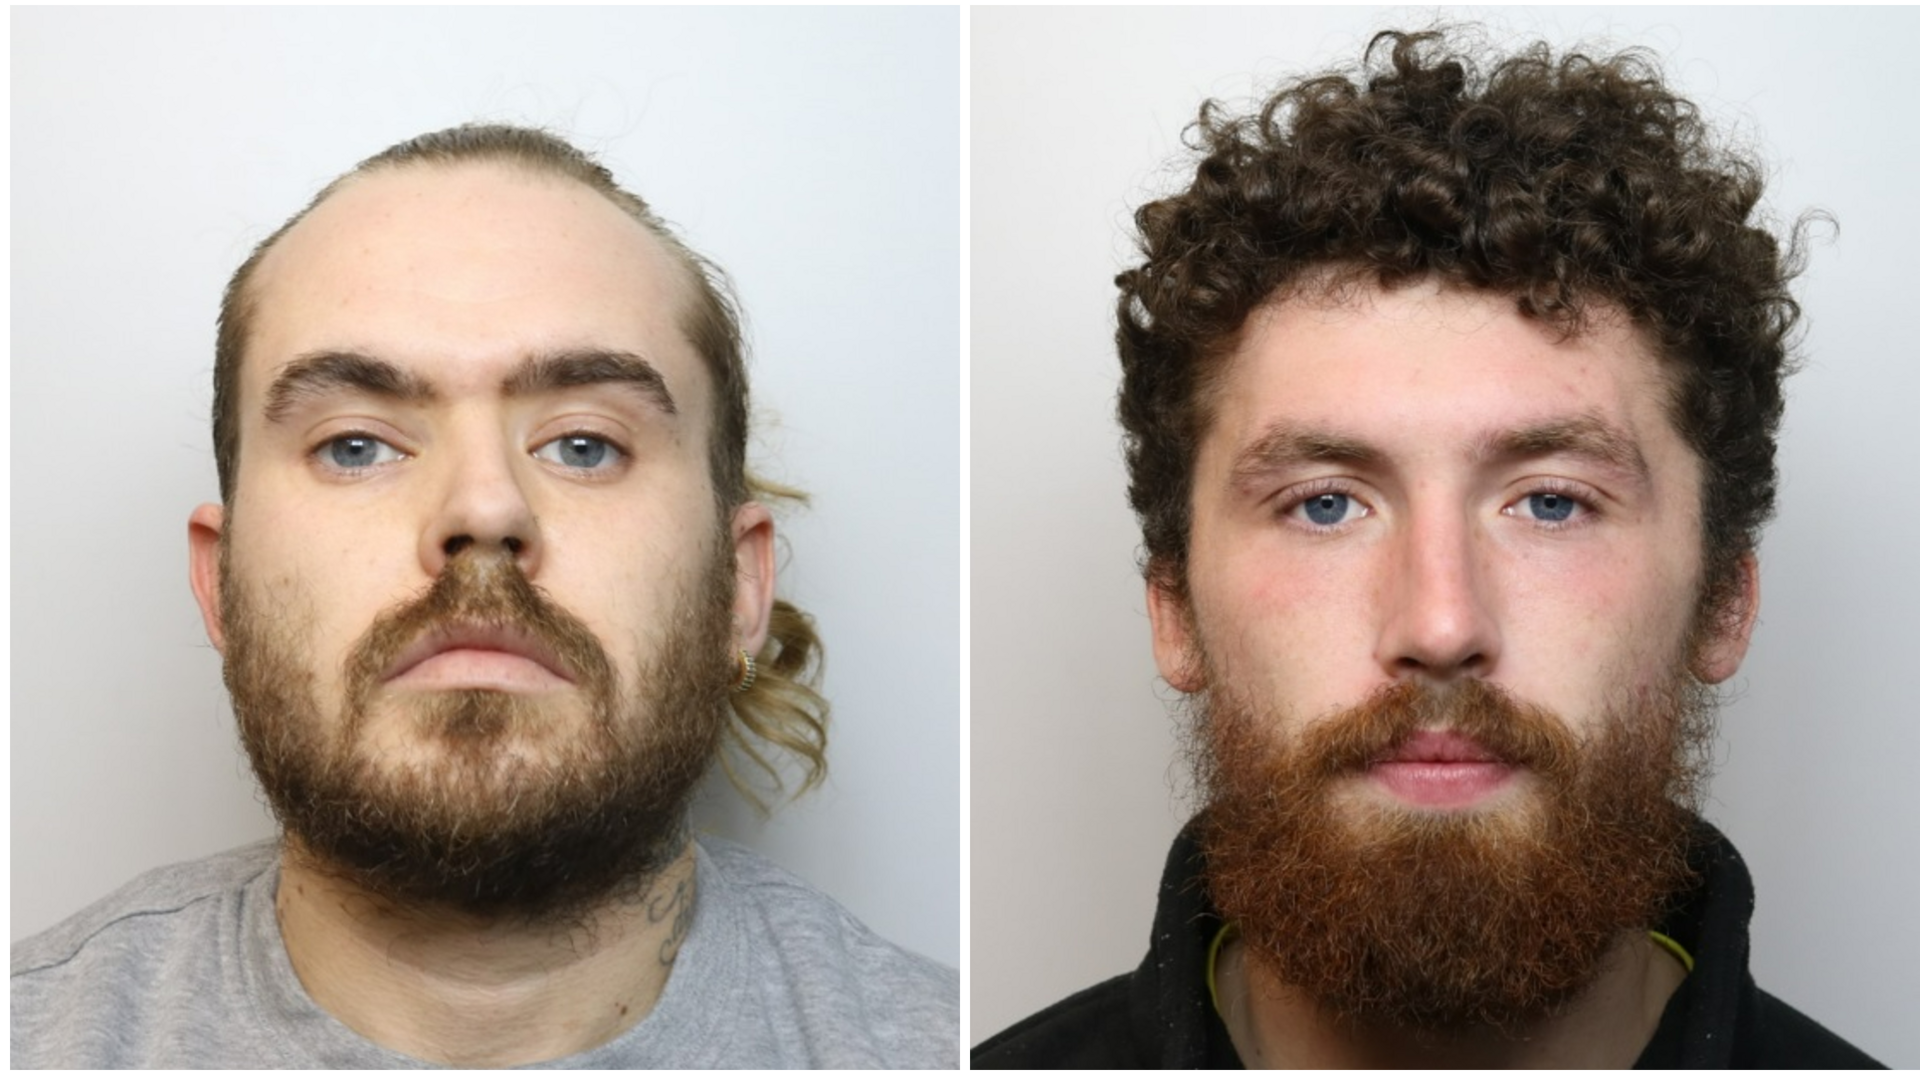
[1150,279,1758,1027]
[188,162,772,917]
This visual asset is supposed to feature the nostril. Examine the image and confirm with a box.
[443,535,474,557]
[503,536,523,556]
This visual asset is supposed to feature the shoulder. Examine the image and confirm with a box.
[972,973,1139,1068]
[12,840,277,980]
[695,835,958,1068]
[11,841,279,1069]
[1740,988,1887,1069]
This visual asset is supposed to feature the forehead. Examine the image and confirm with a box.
[242,161,706,409]
[1201,281,1686,471]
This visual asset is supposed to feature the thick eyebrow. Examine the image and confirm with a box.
[259,348,680,426]
[1477,415,1650,486]
[1228,423,1384,488]
[501,349,678,416]
[1227,414,1652,489]
[263,351,437,424]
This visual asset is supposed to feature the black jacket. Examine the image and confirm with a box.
[974,817,1883,1068]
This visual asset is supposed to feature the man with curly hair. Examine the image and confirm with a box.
[975,30,1879,1068]
[12,125,957,1069]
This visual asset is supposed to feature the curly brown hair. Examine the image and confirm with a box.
[1117,30,1815,615]
[214,124,828,798]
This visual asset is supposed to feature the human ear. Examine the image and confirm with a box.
[1147,576,1206,693]
[187,503,227,653]
[1691,552,1761,684]
[729,502,776,655]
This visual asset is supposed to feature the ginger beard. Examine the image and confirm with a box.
[219,529,737,924]
[1194,652,1716,1033]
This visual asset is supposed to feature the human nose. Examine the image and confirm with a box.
[1375,505,1500,680]
[418,428,543,578]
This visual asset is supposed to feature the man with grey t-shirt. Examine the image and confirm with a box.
[11,124,955,1068]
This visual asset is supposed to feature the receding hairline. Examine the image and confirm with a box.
[228,157,709,414]
[214,128,755,511]
[242,157,701,315]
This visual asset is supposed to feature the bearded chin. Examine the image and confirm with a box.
[219,541,736,926]
[1196,676,1713,1034]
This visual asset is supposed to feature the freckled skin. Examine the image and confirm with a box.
[1152,281,1742,778]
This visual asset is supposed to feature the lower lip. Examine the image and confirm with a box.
[391,648,570,692]
[1367,761,1515,808]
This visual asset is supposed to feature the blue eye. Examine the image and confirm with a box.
[320,434,403,470]
[1290,491,1366,528]
[1303,493,1351,525]
[534,434,622,471]
[1516,491,1584,524]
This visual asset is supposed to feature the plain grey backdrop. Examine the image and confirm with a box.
[11,7,959,971]
[972,6,1918,1064]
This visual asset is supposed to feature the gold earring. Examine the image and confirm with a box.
[732,648,757,694]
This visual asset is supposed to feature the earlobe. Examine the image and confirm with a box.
[729,502,777,655]
[1691,552,1761,684]
[1147,576,1206,693]
[187,503,228,653]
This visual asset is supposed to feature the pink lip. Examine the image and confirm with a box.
[382,624,574,686]
[1367,731,1514,807]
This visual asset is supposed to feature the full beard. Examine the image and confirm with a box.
[220,536,736,925]
[1196,673,1714,1034]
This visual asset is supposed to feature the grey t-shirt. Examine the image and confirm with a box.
[12,837,957,1068]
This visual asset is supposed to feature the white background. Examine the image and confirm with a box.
[973,6,1918,1065]
[11,7,960,972]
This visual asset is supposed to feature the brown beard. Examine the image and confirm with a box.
[1196,674,1713,1033]
[220,533,736,925]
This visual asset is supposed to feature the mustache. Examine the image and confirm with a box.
[1296,680,1581,780]
[342,550,617,711]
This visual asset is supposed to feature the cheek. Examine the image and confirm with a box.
[1500,543,1625,637]
[231,532,390,669]
[1499,544,1697,714]
[1240,555,1357,637]
[1192,537,1376,686]
[541,522,692,656]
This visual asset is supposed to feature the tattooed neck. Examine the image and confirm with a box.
[648,870,696,967]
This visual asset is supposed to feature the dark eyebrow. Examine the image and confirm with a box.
[501,349,678,416]
[1229,423,1384,488]
[263,351,436,424]
[260,348,680,426]
[1478,415,1650,486]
